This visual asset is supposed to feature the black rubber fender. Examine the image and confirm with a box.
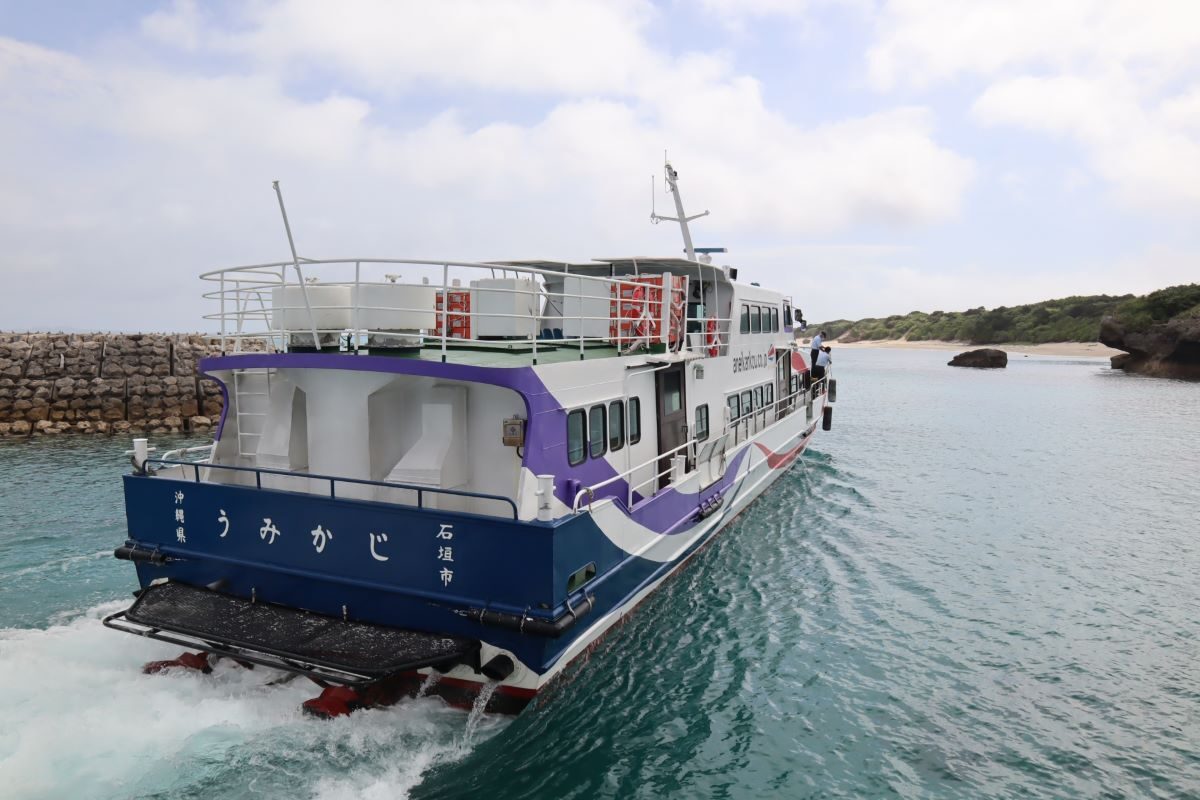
[822,405,833,431]
[829,378,837,403]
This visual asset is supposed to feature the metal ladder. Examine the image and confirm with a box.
[232,368,272,458]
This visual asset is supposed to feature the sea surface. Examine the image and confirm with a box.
[0,347,1197,799]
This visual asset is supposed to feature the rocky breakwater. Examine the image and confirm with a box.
[1100,314,1200,380]
[0,333,225,437]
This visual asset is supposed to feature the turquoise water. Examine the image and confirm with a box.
[1,348,1197,799]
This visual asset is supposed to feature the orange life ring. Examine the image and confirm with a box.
[705,318,719,356]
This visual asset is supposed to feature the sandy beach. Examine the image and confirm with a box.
[816,339,1122,358]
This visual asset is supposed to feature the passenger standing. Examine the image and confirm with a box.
[812,345,831,384]
[809,331,825,368]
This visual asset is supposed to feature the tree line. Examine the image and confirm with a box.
[815,284,1200,345]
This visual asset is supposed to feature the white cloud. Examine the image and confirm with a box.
[151,0,665,96]
[972,75,1200,209]
[865,0,1200,215]
[866,0,1200,91]
[0,1,976,330]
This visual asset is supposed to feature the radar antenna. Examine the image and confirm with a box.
[650,153,709,261]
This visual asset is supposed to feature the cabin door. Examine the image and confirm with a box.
[655,363,687,490]
[776,350,791,417]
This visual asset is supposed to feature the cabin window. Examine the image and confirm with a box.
[740,305,750,334]
[740,390,752,414]
[589,405,607,459]
[567,409,586,466]
[783,302,793,327]
[754,386,763,409]
[629,397,642,444]
[727,394,741,421]
[609,400,625,452]
[765,383,774,404]
[695,404,709,441]
[790,375,799,396]
[750,306,761,333]
[771,308,779,332]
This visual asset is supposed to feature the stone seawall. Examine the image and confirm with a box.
[0,333,226,437]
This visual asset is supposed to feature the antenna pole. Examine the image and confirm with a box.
[649,156,709,261]
[272,180,321,350]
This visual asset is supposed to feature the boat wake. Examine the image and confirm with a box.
[0,603,509,800]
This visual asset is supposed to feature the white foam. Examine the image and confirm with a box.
[0,603,509,800]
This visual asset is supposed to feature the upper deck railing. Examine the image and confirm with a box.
[200,257,751,365]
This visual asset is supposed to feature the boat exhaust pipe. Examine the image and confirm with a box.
[480,654,515,681]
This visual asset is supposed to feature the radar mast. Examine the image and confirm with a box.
[650,154,709,261]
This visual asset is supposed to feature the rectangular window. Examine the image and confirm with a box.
[750,306,761,333]
[740,390,752,414]
[695,404,709,441]
[771,308,779,332]
[754,386,763,409]
[609,400,624,451]
[783,302,793,327]
[765,383,774,404]
[740,305,750,333]
[629,397,642,444]
[589,405,606,459]
[663,371,682,414]
[567,409,586,466]
[728,394,740,421]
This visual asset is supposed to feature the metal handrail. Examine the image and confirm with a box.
[141,458,520,520]
[571,437,696,512]
[158,444,215,463]
[197,257,764,363]
[571,369,828,514]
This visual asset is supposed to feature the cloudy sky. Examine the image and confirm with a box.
[2,0,1199,331]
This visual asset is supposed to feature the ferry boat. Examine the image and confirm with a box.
[105,161,836,715]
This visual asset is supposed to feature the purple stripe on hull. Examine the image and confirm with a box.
[627,446,750,534]
[197,353,807,537]
[199,352,625,509]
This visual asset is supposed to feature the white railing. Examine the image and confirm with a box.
[159,443,215,463]
[571,370,828,513]
[572,437,697,512]
[200,258,737,364]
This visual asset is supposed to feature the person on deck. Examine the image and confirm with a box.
[809,331,825,366]
[812,345,831,387]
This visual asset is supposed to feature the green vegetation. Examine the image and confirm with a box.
[815,284,1200,345]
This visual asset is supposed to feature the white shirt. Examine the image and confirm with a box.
[810,333,824,350]
[815,350,831,368]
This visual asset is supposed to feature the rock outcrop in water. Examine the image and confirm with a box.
[0,333,226,437]
[948,348,1007,369]
[1099,315,1200,380]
